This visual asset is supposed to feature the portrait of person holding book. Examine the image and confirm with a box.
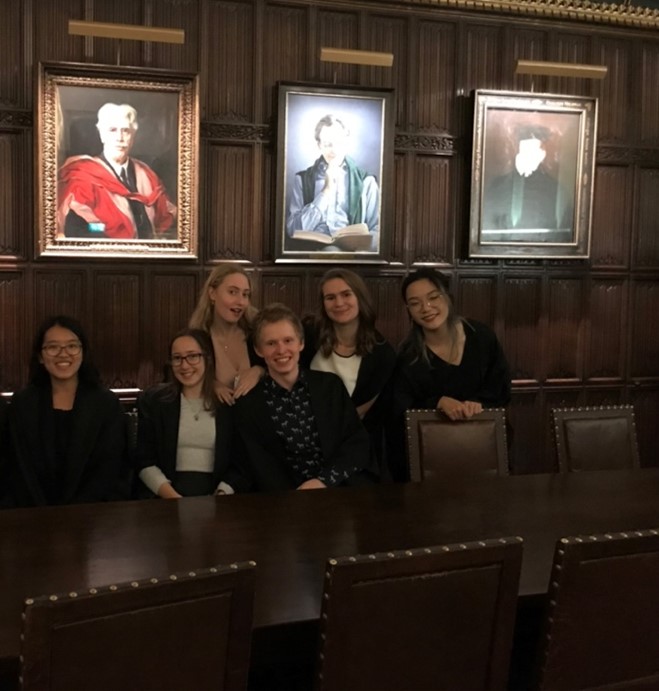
[285,113,380,252]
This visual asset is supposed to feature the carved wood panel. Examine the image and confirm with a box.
[634,167,659,270]
[33,268,87,327]
[457,274,497,329]
[0,0,24,107]
[629,280,659,380]
[590,165,631,269]
[34,0,87,67]
[545,276,584,383]
[0,271,28,391]
[640,41,659,146]
[151,0,200,72]
[595,37,631,144]
[502,276,542,383]
[316,8,360,86]
[586,278,626,381]
[0,131,29,259]
[205,0,254,120]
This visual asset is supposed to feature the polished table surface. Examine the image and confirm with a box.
[2,469,659,663]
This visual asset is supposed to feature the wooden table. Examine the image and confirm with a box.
[2,469,659,669]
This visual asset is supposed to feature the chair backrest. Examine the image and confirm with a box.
[552,405,640,472]
[315,536,523,691]
[536,528,659,690]
[21,561,256,691]
[405,408,509,482]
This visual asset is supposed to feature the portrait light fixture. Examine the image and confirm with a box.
[320,47,394,68]
[515,59,607,80]
[68,20,185,44]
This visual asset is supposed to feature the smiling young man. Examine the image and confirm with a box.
[228,303,376,492]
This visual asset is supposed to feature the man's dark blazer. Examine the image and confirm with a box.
[229,370,375,492]
[1,384,127,508]
[135,385,235,495]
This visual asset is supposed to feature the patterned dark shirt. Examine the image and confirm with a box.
[262,372,345,486]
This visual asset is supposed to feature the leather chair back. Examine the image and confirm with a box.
[21,561,256,691]
[536,528,659,690]
[405,408,509,482]
[316,536,523,691]
[552,405,640,472]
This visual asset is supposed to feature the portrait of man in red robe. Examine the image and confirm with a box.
[57,102,177,240]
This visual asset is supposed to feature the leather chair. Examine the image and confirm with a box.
[20,561,256,691]
[315,536,523,691]
[405,408,509,482]
[551,405,640,472]
[536,528,659,690]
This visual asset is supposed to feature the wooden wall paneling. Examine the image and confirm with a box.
[633,167,659,270]
[545,275,584,383]
[502,275,542,383]
[506,389,542,474]
[547,32,592,97]
[457,23,503,139]
[457,274,497,329]
[259,270,305,314]
[507,27,548,94]
[92,271,143,388]
[629,279,659,380]
[390,152,408,264]
[315,7,359,86]
[639,41,659,146]
[415,19,456,132]
[88,0,145,67]
[33,267,87,328]
[629,385,659,467]
[34,0,87,64]
[585,277,626,382]
[364,14,407,124]
[261,3,309,122]
[151,0,200,72]
[0,130,30,260]
[408,154,452,265]
[583,386,624,407]
[0,270,28,391]
[0,0,24,106]
[261,144,274,263]
[145,270,200,387]
[589,164,631,269]
[203,142,258,262]
[366,272,406,349]
[594,36,631,144]
[204,0,254,120]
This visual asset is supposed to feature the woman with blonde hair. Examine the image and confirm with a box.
[189,264,263,405]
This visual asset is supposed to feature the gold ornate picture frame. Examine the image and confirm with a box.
[36,62,199,259]
[470,89,598,259]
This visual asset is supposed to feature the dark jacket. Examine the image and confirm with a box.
[229,370,375,492]
[2,384,127,507]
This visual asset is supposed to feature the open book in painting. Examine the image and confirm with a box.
[290,223,371,251]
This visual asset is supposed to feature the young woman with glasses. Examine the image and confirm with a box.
[388,268,511,481]
[135,328,237,498]
[1,315,127,507]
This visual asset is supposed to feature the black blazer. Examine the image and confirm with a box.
[135,385,235,494]
[2,384,127,508]
[230,370,374,493]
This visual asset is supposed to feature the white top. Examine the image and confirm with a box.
[310,350,361,397]
[139,395,224,495]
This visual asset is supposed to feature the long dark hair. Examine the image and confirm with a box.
[162,328,219,412]
[400,268,461,365]
[313,268,379,357]
[28,315,100,388]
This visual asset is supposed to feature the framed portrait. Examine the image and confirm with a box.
[469,90,598,259]
[36,62,199,259]
[275,82,394,263]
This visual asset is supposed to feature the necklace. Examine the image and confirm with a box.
[183,396,205,421]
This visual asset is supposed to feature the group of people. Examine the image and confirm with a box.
[0,266,511,508]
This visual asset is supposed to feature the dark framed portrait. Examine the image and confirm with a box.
[470,90,598,259]
[275,82,394,263]
[36,62,199,259]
